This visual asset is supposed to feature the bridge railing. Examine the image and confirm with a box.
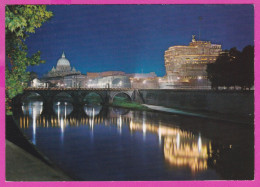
[24,87,135,91]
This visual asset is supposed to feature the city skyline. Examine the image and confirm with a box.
[26,5,254,77]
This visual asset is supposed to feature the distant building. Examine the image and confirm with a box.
[86,71,130,88]
[43,52,86,88]
[46,52,81,77]
[164,35,222,89]
[64,74,87,88]
[130,72,159,89]
[30,78,48,88]
[86,71,159,89]
[87,71,125,78]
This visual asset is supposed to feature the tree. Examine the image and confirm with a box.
[206,50,236,90]
[5,5,53,114]
[29,71,38,81]
[237,45,254,90]
[206,46,254,90]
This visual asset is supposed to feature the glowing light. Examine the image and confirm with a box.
[198,134,202,153]
[143,122,146,134]
[117,115,122,134]
[32,105,37,145]
[130,120,133,131]
[177,132,180,150]
[158,125,162,145]
[61,116,64,142]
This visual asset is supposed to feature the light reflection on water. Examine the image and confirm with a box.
[84,105,102,117]
[16,100,254,180]
[22,101,43,145]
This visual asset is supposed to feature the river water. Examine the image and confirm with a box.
[13,100,254,180]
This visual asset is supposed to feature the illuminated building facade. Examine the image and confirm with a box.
[86,71,131,88]
[86,71,159,89]
[46,52,81,77]
[164,35,222,89]
[42,52,86,88]
[130,72,159,89]
[30,78,49,88]
[63,74,87,88]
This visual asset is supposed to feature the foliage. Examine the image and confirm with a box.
[112,96,149,111]
[206,45,254,90]
[29,71,38,81]
[84,93,103,104]
[238,45,254,89]
[5,5,53,114]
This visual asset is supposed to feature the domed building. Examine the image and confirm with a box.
[46,52,81,77]
[42,52,87,88]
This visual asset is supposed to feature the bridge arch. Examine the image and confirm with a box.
[83,92,104,105]
[112,92,132,103]
[21,92,45,103]
[53,92,74,103]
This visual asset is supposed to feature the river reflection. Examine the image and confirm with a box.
[84,105,102,117]
[21,101,43,145]
[15,100,253,180]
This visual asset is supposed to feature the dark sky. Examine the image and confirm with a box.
[25,5,254,77]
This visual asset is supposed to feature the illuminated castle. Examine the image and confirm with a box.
[164,35,222,89]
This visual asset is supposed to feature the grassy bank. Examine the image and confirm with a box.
[112,96,150,111]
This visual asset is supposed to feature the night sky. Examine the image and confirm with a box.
[25,5,254,77]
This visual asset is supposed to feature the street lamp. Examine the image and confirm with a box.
[197,76,202,89]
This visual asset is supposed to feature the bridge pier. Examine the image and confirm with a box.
[42,100,54,116]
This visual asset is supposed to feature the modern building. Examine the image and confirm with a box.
[164,35,222,89]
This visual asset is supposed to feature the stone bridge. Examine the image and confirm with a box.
[13,88,145,115]
[12,88,253,117]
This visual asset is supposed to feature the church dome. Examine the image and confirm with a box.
[57,52,71,67]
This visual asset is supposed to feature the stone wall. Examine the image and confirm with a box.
[139,89,254,116]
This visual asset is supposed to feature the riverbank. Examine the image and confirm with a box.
[143,104,253,125]
[5,115,74,181]
[6,140,72,181]
[111,101,150,111]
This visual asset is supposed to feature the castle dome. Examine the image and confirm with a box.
[57,52,71,67]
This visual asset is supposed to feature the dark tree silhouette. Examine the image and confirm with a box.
[238,45,254,90]
[206,46,254,90]
[29,71,38,81]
